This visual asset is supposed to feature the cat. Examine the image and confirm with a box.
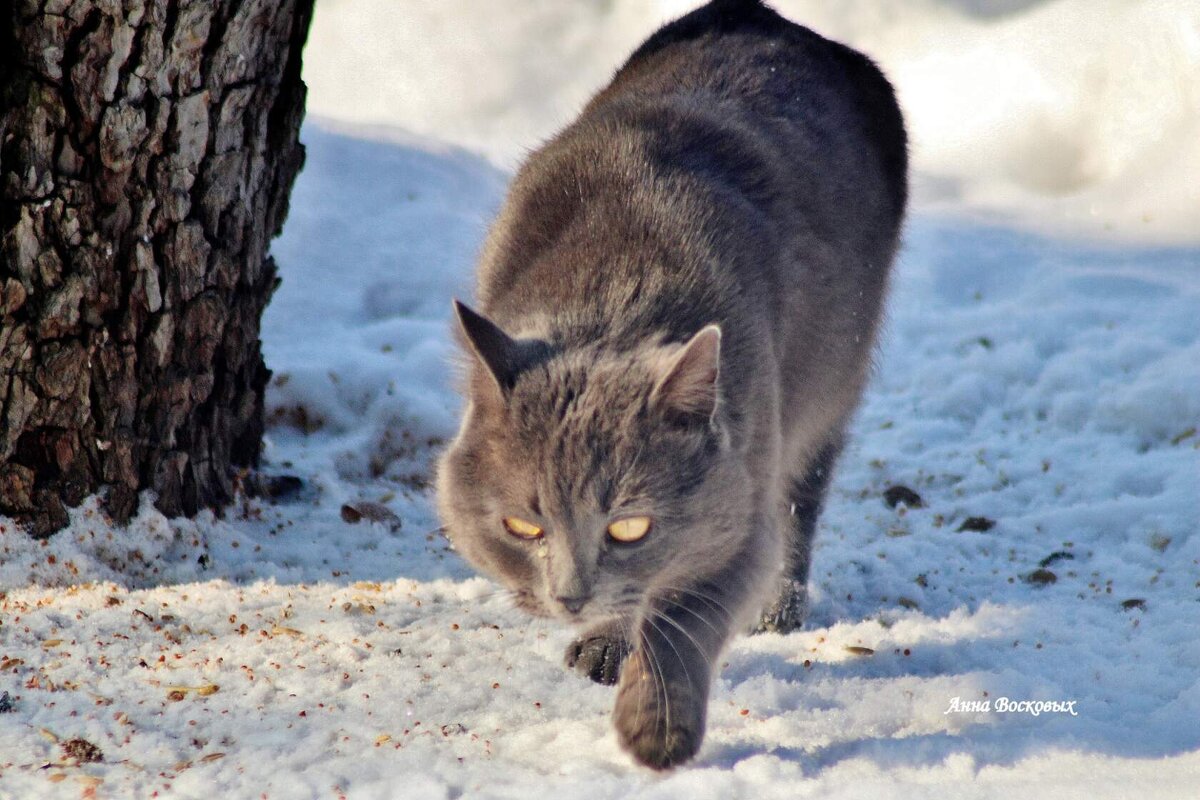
[436,0,907,769]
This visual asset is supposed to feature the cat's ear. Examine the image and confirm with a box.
[651,325,722,423]
[453,300,542,394]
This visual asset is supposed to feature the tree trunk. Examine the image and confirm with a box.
[0,0,313,537]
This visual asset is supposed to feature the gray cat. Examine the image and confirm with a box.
[436,0,906,769]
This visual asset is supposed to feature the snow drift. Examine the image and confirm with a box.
[304,0,1200,242]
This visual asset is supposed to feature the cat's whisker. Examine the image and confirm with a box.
[465,586,551,629]
[649,608,714,678]
[652,605,717,675]
[662,585,735,625]
[633,627,650,735]
[469,586,520,611]
[628,616,647,735]
[653,589,725,639]
[639,625,671,737]
[683,589,735,623]
[418,524,450,541]
[644,614,691,734]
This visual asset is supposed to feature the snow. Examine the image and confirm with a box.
[3,1,1200,797]
[304,0,1200,244]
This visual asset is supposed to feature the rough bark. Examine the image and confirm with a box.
[0,0,313,537]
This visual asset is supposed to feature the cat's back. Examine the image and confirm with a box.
[591,0,907,217]
[476,0,906,356]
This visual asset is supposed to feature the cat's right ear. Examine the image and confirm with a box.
[651,324,722,425]
[453,300,542,395]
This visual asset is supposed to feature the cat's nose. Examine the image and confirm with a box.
[555,595,589,614]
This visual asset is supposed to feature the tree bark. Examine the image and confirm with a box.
[0,0,313,537]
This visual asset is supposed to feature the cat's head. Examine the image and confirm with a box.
[437,301,752,626]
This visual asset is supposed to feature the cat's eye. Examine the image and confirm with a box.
[503,516,544,540]
[607,516,652,543]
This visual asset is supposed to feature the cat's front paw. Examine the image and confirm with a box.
[613,650,705,769]
[564,631,631,685]
[754,578,807,634]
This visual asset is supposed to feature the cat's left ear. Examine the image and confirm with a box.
[453,300,545,394]
[651,325,722,424]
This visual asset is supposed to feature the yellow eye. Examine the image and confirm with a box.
[503,517,544,539]
[607,516,652,543]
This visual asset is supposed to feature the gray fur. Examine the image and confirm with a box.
[436,0,906,769]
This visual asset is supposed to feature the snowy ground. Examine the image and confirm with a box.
[3,1,1200,797]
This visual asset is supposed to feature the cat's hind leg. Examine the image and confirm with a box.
[565,619,632,685]
[756,436,844,634]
